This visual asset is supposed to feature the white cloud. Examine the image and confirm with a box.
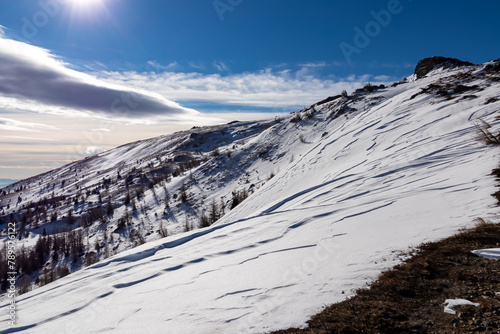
[85,146,106,155]
[0,35,198,120]
[95,67,391,110]
[0,32,396,130]
[147,60,180,72]
[188,61,206,71]
[374,75,392,81]
[0,117,59,132]
[213,60,229,72]
[0,165,53,170]
[298,61,327,68]
[3,136,56,141]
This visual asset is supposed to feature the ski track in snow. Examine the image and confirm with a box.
[1,68,500,333]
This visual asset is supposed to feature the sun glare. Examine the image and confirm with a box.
[65,0,107,21]
[69,0,102,8]
[72,0,99,3]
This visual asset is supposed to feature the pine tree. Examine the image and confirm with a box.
[199,210,210,228]
[209,199,219,225]
[94,238,101,253]
[106,197,114,216]
[180,182,188,203]
[220,198,225,216]
[164,191,170,208]
[66,209,74,225]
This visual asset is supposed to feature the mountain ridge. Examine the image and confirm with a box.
[1,57,500,333]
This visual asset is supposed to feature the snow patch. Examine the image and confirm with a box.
[471,248,500,260]
[443,299,480,315]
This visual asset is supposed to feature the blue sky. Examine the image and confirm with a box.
[4,1,499,77]
[0,0,499,180]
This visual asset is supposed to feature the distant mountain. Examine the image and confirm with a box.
[0,179,18,189]
[1,57,499,333]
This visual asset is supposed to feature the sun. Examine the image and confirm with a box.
[65,0,106,17]
[71,0,100,3]
[64,0,108,23]
[68,0,103,7]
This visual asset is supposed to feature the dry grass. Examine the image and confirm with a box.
[475,119,500,145]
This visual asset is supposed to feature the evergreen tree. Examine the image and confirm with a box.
[106,197,114,216]
[66,209,74,225]
[124,192,131,205]
[199,210,210,228]
[209,199,219,225]
[179,182,188,203]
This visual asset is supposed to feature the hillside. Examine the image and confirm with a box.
[1,58,500,333]
[273,218,500,333]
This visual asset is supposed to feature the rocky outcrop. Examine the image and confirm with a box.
[415,56,474,79]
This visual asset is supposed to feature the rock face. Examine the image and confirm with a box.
[414,56,474,79]
[484,59,500,73]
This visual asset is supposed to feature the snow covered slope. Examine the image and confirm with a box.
[1,60,500,333]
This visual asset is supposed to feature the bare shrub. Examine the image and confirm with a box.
[475,119,500,144]
[290,114,302,123]
[158,221,168,237]
[211,147,220,157]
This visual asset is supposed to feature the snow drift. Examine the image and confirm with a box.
[1,60,500,333]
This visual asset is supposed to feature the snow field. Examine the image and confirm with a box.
[1,66,500,333]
